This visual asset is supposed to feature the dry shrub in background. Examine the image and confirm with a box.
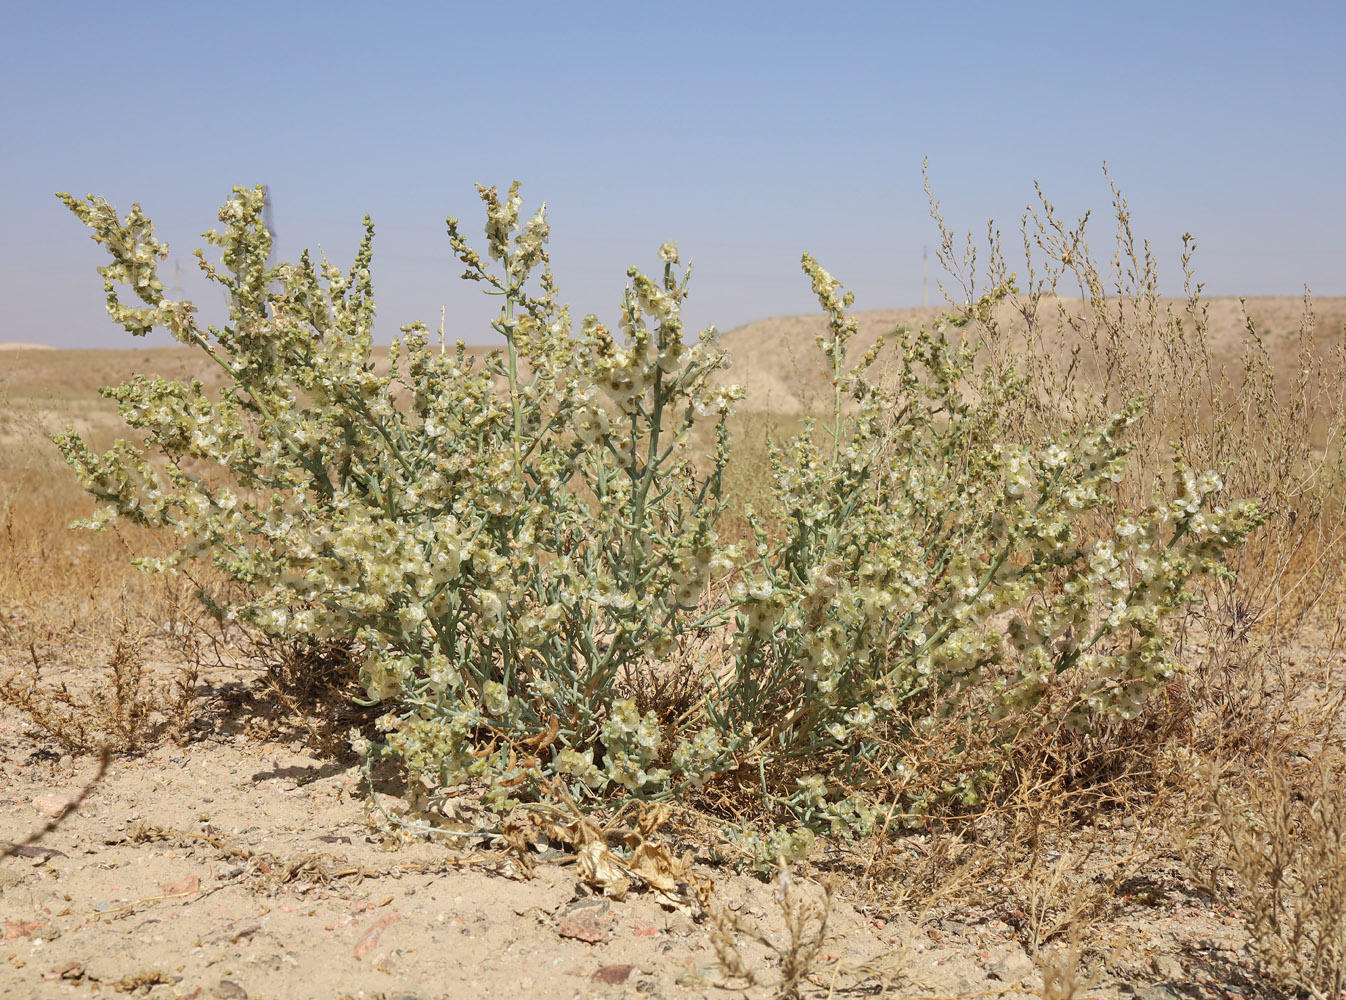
[1182,754,1346,1000]
[0,610,196,753]
[936,165,1346,655]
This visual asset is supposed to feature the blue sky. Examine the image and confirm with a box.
[3,0,1343,348]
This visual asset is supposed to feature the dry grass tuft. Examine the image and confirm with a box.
[1182,753,1346,1000]
[0,610,198,752]
[709,861,834,999]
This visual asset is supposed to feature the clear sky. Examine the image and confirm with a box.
[3,0,1343,348]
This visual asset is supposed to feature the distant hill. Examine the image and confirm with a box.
[720,297,1346,412]
[4,297,1342,417]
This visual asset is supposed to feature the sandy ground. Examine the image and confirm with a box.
[0,731,959,1000]
[0,650,1286,1000]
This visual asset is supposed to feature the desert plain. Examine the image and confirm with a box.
[2,296,1346,1000]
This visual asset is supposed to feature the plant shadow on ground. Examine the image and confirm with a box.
[204,664,375,759]
[1173,953,1284,1000]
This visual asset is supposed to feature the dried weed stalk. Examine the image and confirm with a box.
[709,861,833,1000]
[0,611,197,753]
[1182,754,1346,1000]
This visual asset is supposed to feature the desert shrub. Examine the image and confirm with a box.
[705,260,1265,848]
[57,184,741,807]
[55,183,1262,849]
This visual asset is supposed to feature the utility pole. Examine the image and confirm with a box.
[263,186,277,268]
[227,186,276,318]
[922,246,928,308]
[264,186,277,313]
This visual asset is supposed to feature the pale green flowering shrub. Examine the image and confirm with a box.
[56,183,742,802]
[709,260,1267,832]
[56,183,1264,851]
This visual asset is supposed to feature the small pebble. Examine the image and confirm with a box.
[31,794,76,819]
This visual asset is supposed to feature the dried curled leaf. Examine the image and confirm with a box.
[538,802,712,913]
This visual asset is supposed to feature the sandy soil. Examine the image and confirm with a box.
[0,650,1281,1000]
